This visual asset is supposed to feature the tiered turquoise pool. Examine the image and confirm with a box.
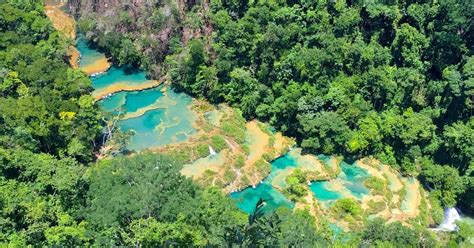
[232,151,372,214]
[77,38,196,151]
[92,66,152,91]
[231,154,297,213]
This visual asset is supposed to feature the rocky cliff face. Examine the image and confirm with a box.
[69,0,157,17]
[68,0,207,77]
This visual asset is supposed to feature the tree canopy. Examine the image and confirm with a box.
[167,0,473,212]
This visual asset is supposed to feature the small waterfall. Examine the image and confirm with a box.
[439,207,461,231]
[209,146,217,157]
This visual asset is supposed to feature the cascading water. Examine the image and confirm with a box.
[209,146,217,156]
[439,207,461,231]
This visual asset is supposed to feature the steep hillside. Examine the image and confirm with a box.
[68,0,211,77]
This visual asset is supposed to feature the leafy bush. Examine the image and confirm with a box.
[211,135,227,151]
[332,198,362,218]
[364,177,386,195]
[235,154,245,168]
[195,143,209,158]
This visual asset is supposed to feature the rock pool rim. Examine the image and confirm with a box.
[96,83,164,101]
[229,148,338,194]
[229,154,287,194]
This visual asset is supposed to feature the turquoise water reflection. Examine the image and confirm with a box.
[232,152,372,214]
[309,161,370,202]
[98,88,164,114]
[117,89,197,151]
[76,37,104,68]
[78,36,196,151]
[230,155,297,214]
[92,66,151,91]
[309,182,341,201]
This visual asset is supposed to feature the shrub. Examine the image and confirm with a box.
[211,135,227,151]
[195,143,209,158]
[254,159,271,175]
[332,198,362,217]
[235,154,245,168]
[364,177,386,195]
[223,169,236,184]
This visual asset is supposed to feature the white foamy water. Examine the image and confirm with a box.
[209,146,217,156]
[439,207,461,231]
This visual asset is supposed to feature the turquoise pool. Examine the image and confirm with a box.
[308,159,370,203]
[232,152,372,214]
[309,182,342,201]
[98,88,164,114]
[116,88,197,151]
[230,154,297,214]
[91,66,152,91]
[340,162,370,198]
[76,36,105,68]
[78,36,197,151]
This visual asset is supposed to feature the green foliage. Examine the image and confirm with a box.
[210,135,227,151]
[450,220,474,246]
[5,0,470,246]
[366,200,386,215]
[196,143,209,158]
[332,198,362,218]
[274,208,328,247]
[84,153,246,246]
[223,199,329,246]
[285,169,308,201]
[0,2,102,246]
[254,159,271,175]
[221,109,246,144]
[235,154,245,168]
[360,218,436,247]
[223,169,237,183]
[127,217,205,247]
[364,176,387,195]
[427,193,445,225]
[419,159,467,207]
[165,0,473,210]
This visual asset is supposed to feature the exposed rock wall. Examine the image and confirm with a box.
[67,0,207,78]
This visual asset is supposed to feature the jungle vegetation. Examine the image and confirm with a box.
[78,0,473,213]
[0,0,473,246]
